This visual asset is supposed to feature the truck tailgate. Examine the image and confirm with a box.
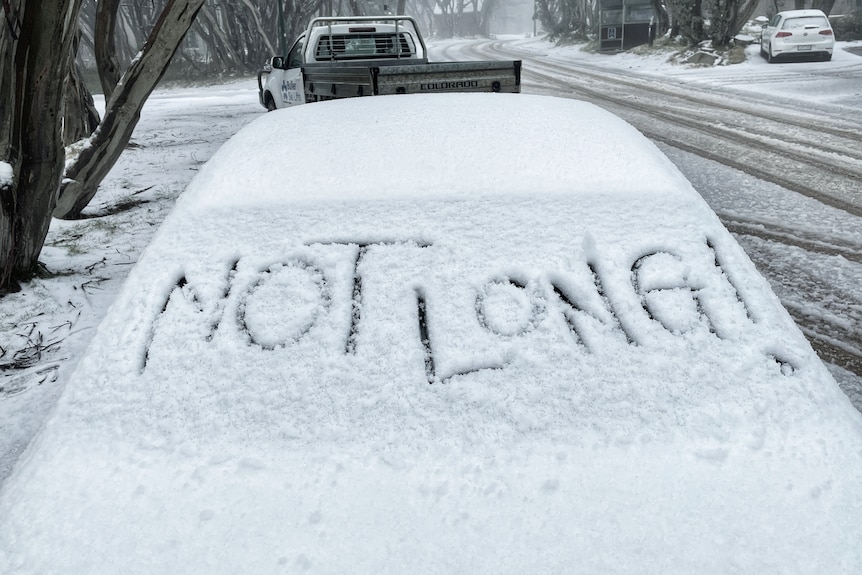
[373,60,521,95]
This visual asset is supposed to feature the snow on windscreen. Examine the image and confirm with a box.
[3,94,862,573]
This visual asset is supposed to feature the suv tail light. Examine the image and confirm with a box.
[776,31,792,38]
[819,29,833,35]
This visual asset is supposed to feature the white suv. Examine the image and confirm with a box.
[761,9,835,62]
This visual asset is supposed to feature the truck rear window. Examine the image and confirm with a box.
[315,33,415,59]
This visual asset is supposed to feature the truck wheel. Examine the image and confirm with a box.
[264,93,277,112]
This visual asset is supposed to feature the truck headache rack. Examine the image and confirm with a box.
[315,33,416,60]
[308,15,428,61]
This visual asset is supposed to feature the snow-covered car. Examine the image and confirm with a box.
[761,9,835,62]
[2,94,862,573]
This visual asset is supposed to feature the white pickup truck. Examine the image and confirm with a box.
[257,15,521,110]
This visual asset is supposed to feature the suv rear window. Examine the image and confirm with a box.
[782,16,829,29]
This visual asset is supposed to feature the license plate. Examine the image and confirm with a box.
[798,44,812,51]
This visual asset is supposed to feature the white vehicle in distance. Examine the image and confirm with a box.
[761,9,835,62]
[2,94,862,573]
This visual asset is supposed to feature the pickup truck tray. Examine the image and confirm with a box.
[303,60,521,100]
[373,60,522,95]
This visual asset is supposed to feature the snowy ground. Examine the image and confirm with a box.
[496,33,862,115]
[1,37,861,490]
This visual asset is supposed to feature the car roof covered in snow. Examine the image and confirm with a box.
[2,93,861,573]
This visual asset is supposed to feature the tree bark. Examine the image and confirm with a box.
[94,0,122,100]
[667,0,706,44]
[651,0,670,36]
[64,32,101,145]
[55,0,207,220]
[1,0,82,289]
[692,0,704,41]
[709,0,760,47]
[734,0,760,36]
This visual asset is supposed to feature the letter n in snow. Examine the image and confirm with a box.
[550,263,636,352]
[140,260,238,372]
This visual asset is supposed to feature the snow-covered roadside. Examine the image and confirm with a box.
[496,35,862,114]
[0,80,263,484]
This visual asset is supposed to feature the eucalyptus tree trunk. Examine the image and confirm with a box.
[94,0,122,100]
[64,32,101,145]
[650,0,670,36]
[55,0,207,220]
[477,0,498,36]
[709,0,759,47]
[666,0,705,45]
[1,0,82,289]
[733,0,761,39]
